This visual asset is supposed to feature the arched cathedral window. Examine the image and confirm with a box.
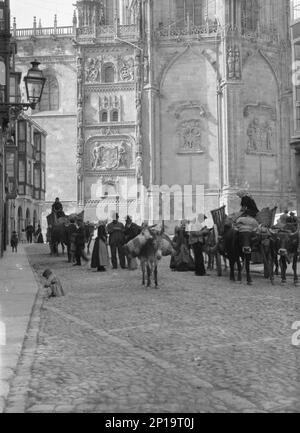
[241,0,259,33]
[101,110,108,122]
[111,110,119,122]
[175,0,216,26]
[35,75,59,112]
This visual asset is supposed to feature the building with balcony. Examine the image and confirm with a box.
[11,114,47,240]
[13,1,295,227]
[290,0,300,213]
[1,0,47,255]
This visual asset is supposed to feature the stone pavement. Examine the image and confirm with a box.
[0,245,40,412]
[2,243,300,413]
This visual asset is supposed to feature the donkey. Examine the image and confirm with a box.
[139,226,164,288]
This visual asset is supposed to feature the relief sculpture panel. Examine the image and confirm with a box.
[244,104,276,155]
[177,120,204,153]
[86,138,134,172]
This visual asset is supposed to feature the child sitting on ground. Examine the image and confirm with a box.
[10,231,18,253]
[42,269,65,298]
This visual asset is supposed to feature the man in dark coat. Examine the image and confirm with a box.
[124,216,141,270]
[52,197,64,219]
[66,218,78,263]
[107,213,126,269]
[124,216,141,243]
[74,220,86,266]
[25,223,35,243]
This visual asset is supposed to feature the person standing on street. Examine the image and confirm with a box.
[66,218,78,263]
[74,219,87,266]
[35,224,44,243]
[91,224,110,272]
[188,214,208,276]
[10,231,18,253]
[107,213,126,269]
[124,216,141,270]
[25,223,35,243]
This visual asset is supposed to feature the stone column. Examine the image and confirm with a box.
[76,48,85,207]
[220,25,244,213]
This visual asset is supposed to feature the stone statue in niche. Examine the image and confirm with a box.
[134,54,141,82]
[78,102,83,127]
[113,96,120,109]
[92,142,104,170]
[118,141,131,169]
[77,56,83,80]
[227,48,235,79]
[136,155,143,179]
[247,118,259,151]
[77,138,84,156]
[264,121,273,151]
[99,1,105,25]
[76,157,83,179]
[103,96,109,109]
[234,47,241,79]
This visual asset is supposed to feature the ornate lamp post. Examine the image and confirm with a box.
[23,60,46,110]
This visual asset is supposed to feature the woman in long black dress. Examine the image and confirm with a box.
[91,225,109,272]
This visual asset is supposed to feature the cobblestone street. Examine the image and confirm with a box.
[3,243,300,413]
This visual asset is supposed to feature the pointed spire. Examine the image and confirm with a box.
[73,9,77,27]
[13,17,16,38]
[54,14,57,28]
[38,19,42,28]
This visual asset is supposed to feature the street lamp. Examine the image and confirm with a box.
[23,60,46,110]
[0,59,46,114]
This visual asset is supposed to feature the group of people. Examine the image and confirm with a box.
[90,213,141,272]
[170,215,210,276]
[10,223,44,253]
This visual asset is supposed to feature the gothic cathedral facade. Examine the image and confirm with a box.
[13,0,295,225]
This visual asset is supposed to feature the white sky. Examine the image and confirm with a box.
[10,0,75,28]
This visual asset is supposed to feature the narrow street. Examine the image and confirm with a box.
[3,244,300,413]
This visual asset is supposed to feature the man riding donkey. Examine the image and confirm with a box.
[222,190,262,285]
[52,197,65,220]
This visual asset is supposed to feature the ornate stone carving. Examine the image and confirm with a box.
[168,101,207,120]
[136,155,143,179]
[85,57,102,83]
[76,157,83,180]
[227,46,241,80]
[118,141,131,169]
[244,103,276,155]
[135,91,142,149]
[99,95,121,111]
[246,118,273,153]
[100,127,120,136]
[177,120,204,153]
[234,47,241,79]
[89,140,133,171]
[117,56,134,81]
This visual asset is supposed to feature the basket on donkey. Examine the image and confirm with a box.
[211,205,227,236]
[256,207,277,227]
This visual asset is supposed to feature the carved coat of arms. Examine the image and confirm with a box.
[177,120,203,153]
[92,143,119,170]
[91,141,132,171]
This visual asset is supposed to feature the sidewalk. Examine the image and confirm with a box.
[0,245,40,412]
